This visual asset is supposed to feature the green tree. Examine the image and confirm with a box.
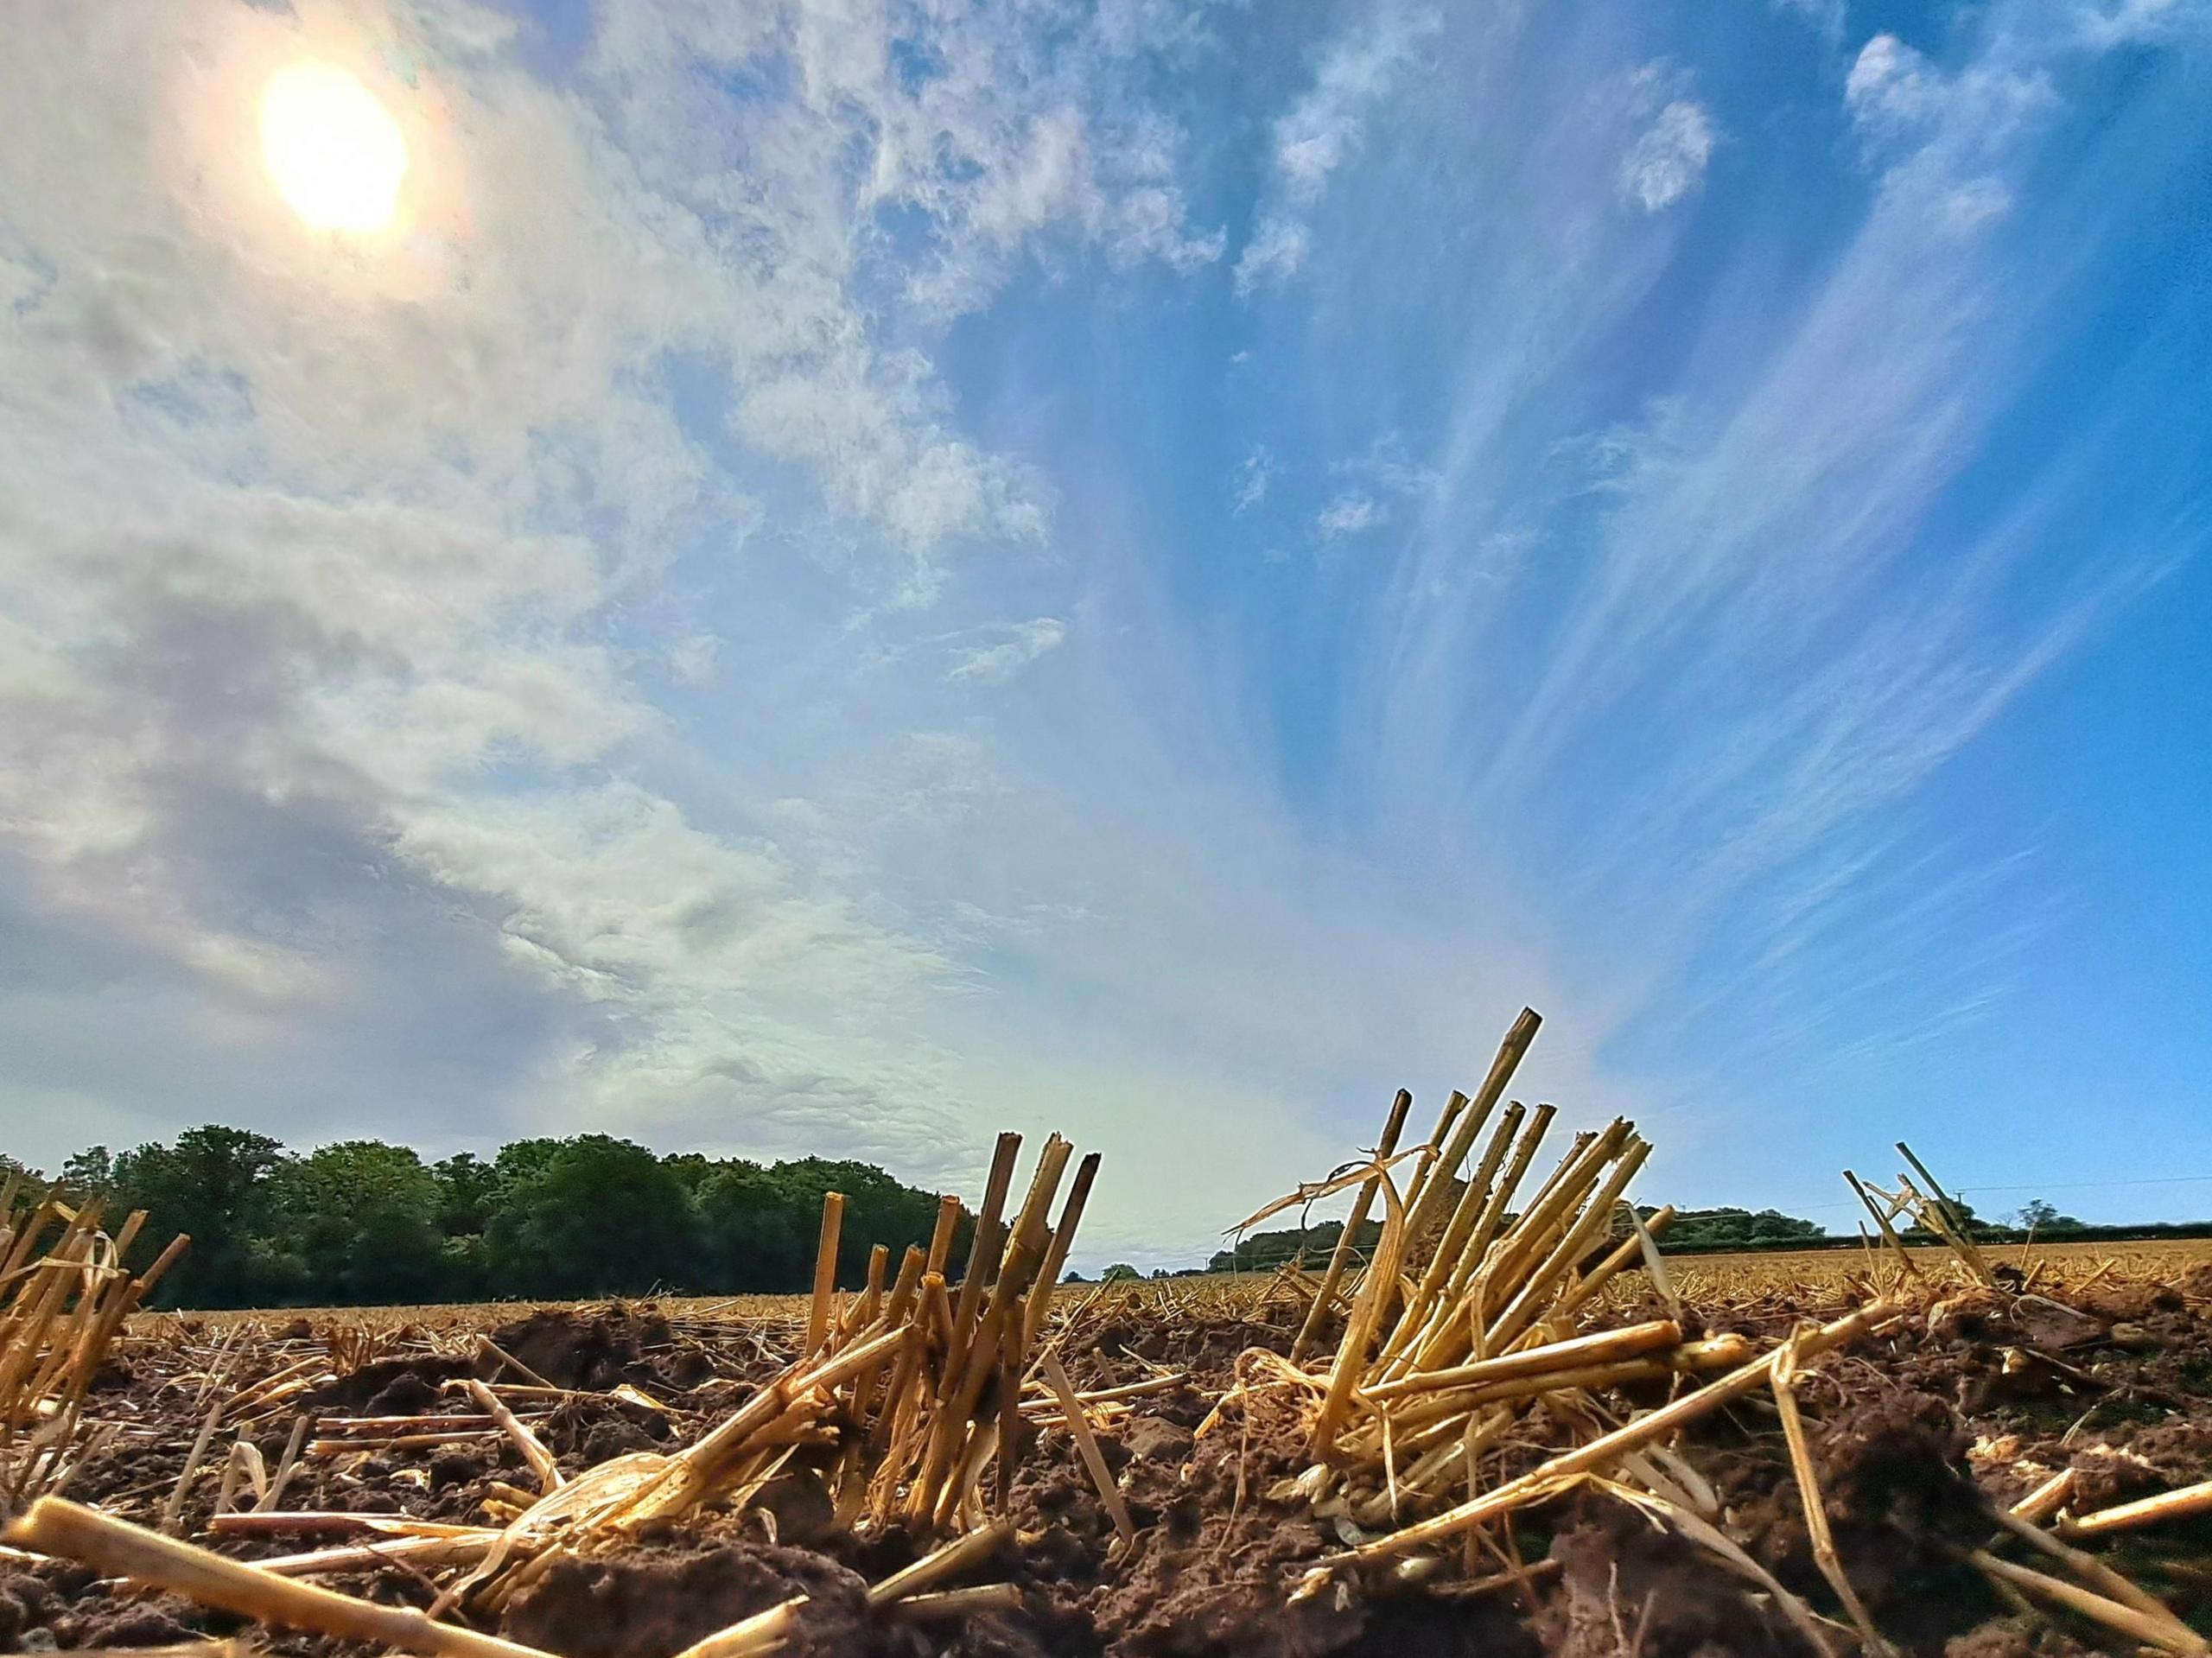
[484,1135,699,1297]
[2013,1198,2082,1231]
[1100,1263,1141,1282]
[696,1159,811,1292]
[111,1126,289,1306]
[266,1141,447,1305]
[776,1157,958,1286]
[1637,1206,1823,1250]
[489,1137,567,1191]
[659,1153,719,1197]
[1209,1218,1375,1273]
[694,1156,965,1293]
[431,1153,499,1237]
[60,1147,114,1191]
[40,1126,1013,1305]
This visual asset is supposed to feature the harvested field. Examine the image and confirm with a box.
[9,1264,2212,1658]
[1656,1240,2212,1299]
[156,1234,2212,1336]
[3,1019,2209,1658]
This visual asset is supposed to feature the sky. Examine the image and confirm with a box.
[2,0,2209,1268]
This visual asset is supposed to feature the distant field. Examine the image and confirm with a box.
[153,1291,825,1330]
[1119,1237,2212,1310]
[151,1235,2212,1328]
[1655,1236,2212,1293]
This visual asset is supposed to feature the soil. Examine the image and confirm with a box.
[1544,1502,1796,1658]
[503,1541,881,1658]
[7,1278,2210,1658]
[487,1307,704,1394]
[310,1354,477,1413]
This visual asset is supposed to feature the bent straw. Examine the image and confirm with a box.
[1773,1334,1891,1657]
[1291,1089,1413,1363]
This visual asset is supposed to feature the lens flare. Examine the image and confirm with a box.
[259,63,407,234]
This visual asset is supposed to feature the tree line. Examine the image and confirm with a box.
[21,1127,969,1311]
[1208,1204,1830,1273]
[1205,1197,2210,1273]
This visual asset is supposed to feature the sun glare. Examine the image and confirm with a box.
[259,63,408,234]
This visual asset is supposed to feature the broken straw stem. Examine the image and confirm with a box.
[1363,1319,1683,1401]
[2062,1477,2212,1538]
[4,1498,559,1658]
[668,1596,808,1658]
[2008,1469,2075,1524]
[893,1583,1024,1619]
[1969,1551,2207,1657]
[1041,1352,1136,1547]
[449,1381,563,1490]
[804,1191,845,1359]
[1323,1298,1906,1566]
[866,1519,1011,1605]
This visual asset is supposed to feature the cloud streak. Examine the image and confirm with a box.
[1233,8,1439,295]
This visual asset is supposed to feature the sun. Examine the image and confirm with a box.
[259,63,408,234]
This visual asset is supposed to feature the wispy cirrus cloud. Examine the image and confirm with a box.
[1123,0,2190,1209]
[1232,7,1439,295]
[1232,216,1312,295]
[1230,0,2208,1194]
[1230,447,1276,514]
[1316,493,1381,538]
[945,619,1070,684]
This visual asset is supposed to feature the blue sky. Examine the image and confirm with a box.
[1,0,2207,1264]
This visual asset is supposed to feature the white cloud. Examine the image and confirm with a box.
[1110,188,1228,271]
[1234,9,1438,297]
[845,24,1228,321]
[1273,10,1440,199]
[1940,178,2013,235]
[1620,100,1717,212]
[2071,0,2212,48]
[1232,216,1311,294]
[1845,34,1945,134]
[945,619,1069,684]
[1338,435,1441,500]
[1839,32,2056,225]
[1230,448,1276,514]
[668,634,721,685]
[0,0,1254,1209]
[1317,493,1382,537]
